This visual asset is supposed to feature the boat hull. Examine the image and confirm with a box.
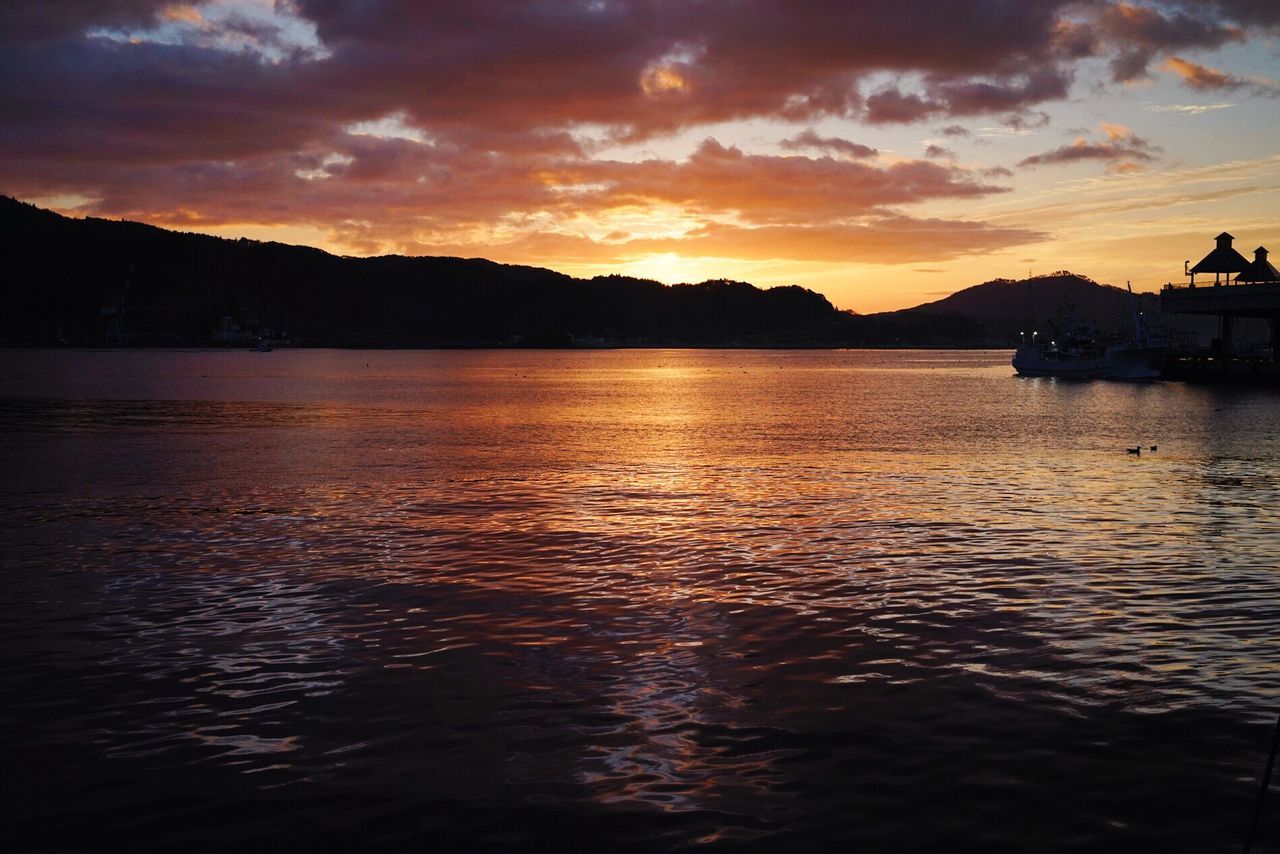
[1013,346,1164,379]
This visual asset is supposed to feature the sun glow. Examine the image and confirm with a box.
[12,1,1278,312]
[641,66,691,97]
[613,252,720,284]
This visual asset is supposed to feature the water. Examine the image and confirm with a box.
[1,349,1277,852]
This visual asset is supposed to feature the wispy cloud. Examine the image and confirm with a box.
[1160,55,1279,96]
[1160,56,1243,90]
[780,130,877,159]
[1018,123,1160,173]
[1142,102,1236,114]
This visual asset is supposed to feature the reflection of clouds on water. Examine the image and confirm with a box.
[3,350,1279,850]
[94,565,348,774]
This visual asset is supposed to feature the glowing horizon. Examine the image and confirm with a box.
[4,1,1277,313]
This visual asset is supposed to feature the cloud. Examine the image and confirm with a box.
[861,68,1071,125]
[863,88,938,124]
[924,145,955,159]
[490,218,1046,265]
[2,1,1240,187]
[1099,123,1135,142]
[1051,19,1100,58]
[1099,3,1244,82]
[645,218,1042,263]
[1176,0,1280,28]
[1018,123,1160,173]
[0,1,167,44]
[930,69,1072,117]
[0,1,1274,280]
[1159,55,1278,95]
[779,130,877,159]
[16,132,1023,264]
[1106,161,1149,175]
[546,139,1011,225]
[1161,56,1244,90]
[1002,111,1051,131]
[0,0,1099,170]
[1142,101,1236,114]
[2,2,1269,175]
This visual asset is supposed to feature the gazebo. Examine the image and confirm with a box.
[1236,246,1279,284]
[1189,232,1249,287]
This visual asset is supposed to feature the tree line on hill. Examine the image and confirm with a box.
[3,196,1192,348]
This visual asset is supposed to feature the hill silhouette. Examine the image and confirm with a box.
[1,196,850,347]
[874,272,1164,343]
[3,196,1212,348]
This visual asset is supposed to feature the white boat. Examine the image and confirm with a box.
[1012,338,1163,379]
[1013,283,1165,379]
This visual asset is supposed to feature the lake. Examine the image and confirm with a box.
[1,348,1277,852]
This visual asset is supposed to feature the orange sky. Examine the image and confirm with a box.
[5,1,1278,312]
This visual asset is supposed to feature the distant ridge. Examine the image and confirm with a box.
[1,196,1205,348]
[0,196,840,347]
[875,272,1163,342]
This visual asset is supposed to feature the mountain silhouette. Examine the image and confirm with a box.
[875,273,1161,341]
[1,196,842,347]
[3,196,1220,348]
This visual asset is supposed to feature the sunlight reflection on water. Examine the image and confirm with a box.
[1,349,1277,851]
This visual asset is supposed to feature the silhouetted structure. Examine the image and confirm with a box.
[1187,232,1248,287]
[1163,232,1280,372]
[1236,246,1279,284]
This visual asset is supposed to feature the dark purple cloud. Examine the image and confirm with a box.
[1162,0,1280,28]
[1001,111,1052,131]
[780,130,877,158]
[0,1,166,44]
[864,88,938,124]
[1,0,1258,183]
[1099,2,1244,81]
[0,0,1088,168]
[929,68,1072,117]
[0,0,1272,266]
[1018,124,1160,172]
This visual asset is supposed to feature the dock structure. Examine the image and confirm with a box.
[1161,233,1280,368]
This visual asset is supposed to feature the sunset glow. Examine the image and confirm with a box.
[3,1,1277,311]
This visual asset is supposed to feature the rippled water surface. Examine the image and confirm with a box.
[2,349,1278,852]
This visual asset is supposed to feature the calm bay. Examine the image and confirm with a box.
[2,348,1277,851]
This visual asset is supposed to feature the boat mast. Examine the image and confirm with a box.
[1127,281,1148,348]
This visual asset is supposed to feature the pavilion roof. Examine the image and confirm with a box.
[1236,247,1279,283]
[1190,232,1249,274]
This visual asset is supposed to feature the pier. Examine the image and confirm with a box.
[1160,233,1280,383]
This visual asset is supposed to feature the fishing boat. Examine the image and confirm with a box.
[1013,284,1165,379]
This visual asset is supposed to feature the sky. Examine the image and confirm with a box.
[2,1,1277,312]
